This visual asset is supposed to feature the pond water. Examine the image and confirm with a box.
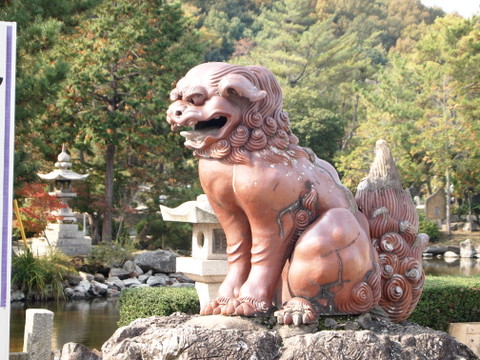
[423,257,480,277]
[10,298,120,353]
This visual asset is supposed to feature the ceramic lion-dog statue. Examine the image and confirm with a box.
[167,62,428,325]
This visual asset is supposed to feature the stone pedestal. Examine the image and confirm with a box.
[176,257,228,308]
[23,309,54,360]
[30,223,91,256]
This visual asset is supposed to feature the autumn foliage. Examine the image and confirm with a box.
[15,183,66,236]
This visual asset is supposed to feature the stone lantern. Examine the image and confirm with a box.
[160,194,227,309]
[31,145,92,256]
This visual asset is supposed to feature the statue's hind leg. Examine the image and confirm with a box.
[275,208,380,325]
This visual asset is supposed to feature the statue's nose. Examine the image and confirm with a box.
[169,102,186,118]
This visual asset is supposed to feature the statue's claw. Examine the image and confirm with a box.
[223,298,240,315]
[233,296,272,317]
[200,297,232,316]
[274,297,317,326]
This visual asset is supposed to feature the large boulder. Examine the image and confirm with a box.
[101,314,477,360]
[460,239,476,258]
[424,245,448,256]
[133,250,178,273]
[60,342,102,360]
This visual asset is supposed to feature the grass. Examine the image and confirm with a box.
[11,249,75,300]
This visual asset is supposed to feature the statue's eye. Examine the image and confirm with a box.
[187,94,205,106]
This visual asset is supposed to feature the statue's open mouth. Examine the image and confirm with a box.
[180,115,229,147]
[194,116,228,131]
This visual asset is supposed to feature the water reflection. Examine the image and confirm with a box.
[423,257,480,277]
[10,298,119,353]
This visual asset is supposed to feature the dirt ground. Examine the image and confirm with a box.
[434,230,480,248]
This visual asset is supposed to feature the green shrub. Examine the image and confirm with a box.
[117,276,480,332]
[12,249,75,300]
[418,212,440,241]
[409,275,480,331]
[84,242,134,274]
[118,286,200,326]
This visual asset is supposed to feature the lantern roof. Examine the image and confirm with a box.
[37,144,89,181]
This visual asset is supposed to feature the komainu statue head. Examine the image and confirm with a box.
[167,62,307,164]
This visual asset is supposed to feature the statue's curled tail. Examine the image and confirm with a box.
[355,140,429,322]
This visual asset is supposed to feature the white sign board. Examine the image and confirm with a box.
[0,21,16,356]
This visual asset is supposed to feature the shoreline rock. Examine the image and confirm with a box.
[11,249,194,302]
[93,313,477,360]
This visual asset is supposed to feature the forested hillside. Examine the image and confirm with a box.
[1,0,478,247]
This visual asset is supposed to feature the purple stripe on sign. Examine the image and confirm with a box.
[1,25,13,307]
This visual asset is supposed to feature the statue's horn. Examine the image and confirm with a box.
[218,74,267,102]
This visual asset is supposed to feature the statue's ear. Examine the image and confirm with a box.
[218,74,267,102]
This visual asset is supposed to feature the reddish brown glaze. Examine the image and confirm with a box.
[356,140,429,322]
[167,63,427,323]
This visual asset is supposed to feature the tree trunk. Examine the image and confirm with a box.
[88,213,101,245]
[445,168,451,235]
[468,193,473,233]
[102,143,115,242]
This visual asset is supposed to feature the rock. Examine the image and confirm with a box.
[60,342,102,360]
[64,287,75,298]
[106,288,120,298]
[443,251,460,258]
[71,291,86,300]
[275,323,317,339]
[11,290,25,301]
[102,315,281,360]
[168,272,193,283]
[324,318,339,329]
[108,268,130,280]
[74,280,91,295]
[91,281,108,296]
[123,278,141,287]
[134,250,178,273]
[94,273,106,283]
[344,321,360,331]
[146,274,168,287]
[424,245,448,256]
[138,273,151,284]
[123,260,144,276]
[463,222,478,232]
[101,314,477,360]
[280,325,473,360]
[356,313,373,329]
[170,282,195,288]
[79,271,94,281]
[67,275,82,286]
[460,239,476,258]
[447,246,460,254]
[107,276,126,290]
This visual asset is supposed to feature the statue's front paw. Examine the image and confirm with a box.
[200,296,232,315]
[274,297,317,325]
[233,296,272,317]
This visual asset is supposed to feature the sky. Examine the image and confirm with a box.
[421,0,480,18]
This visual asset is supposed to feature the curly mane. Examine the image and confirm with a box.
[194,64,309,165]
